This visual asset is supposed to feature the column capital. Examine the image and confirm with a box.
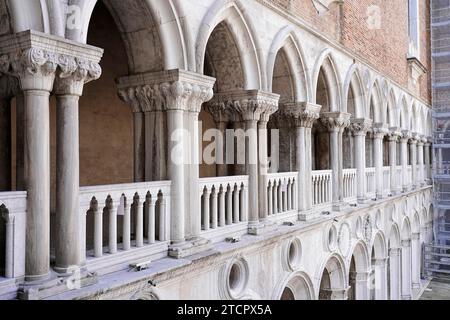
[204,100,233,123]
[209,90,279,122]
[401,239,411,247]
[390,247,401,256]
[0,30,103,92]
[280,101,322,128]
[372,123,389,139]
[400,130,411,143]
[372,257,389,266]
[320,112,351,132]
[349,118,373,136]
[387,127,401,141]
[116,69,216,113]
[409,132,419,144]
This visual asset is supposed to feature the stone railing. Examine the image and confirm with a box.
[312,170,332,207]
[267,172,298,220]
[343,169,357,203]
[365,167,376,199]
[199,176,248,242]
[0,192,26,281]
[383,166,391,195]
[79,181,171,274]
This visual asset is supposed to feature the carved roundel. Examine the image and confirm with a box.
[338,223,351,257]
[363,215,373,244]
[324,224,338,252]
[219,257,249,300]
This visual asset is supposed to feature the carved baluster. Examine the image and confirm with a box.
[135,193,144,247]
[211,187,218,229]
[148,193,156,244]
[233,184,239,223]
[93,198,103,258]
[226,184,233,225]
[218,185,226,227]
[122,195,131,251]
[108,197,117,254]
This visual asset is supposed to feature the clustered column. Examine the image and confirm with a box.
[321,112,351,211]
[349,118,372,203]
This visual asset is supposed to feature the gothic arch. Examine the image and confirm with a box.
[343,64,366,118]
[368,78,383,123]
[316,253,347,299]
[371,231,387,259]
[195,0,263,90]
[387,88,398,128]
[311,49,342,112]
[401,217,412,240]
[275,271,316,300]
[267,26,309,102]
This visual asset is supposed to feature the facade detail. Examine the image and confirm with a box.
[0,0,434,300]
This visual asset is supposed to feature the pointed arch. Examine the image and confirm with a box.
[343,64,366,118]
[399,94,410,131]
[349,240,371,272]
[389,223,401,248]
[386,88,398,128]
[368,78,383,122]
[401,217,412,240]
[312,49,342,112]
[267,26,309,102]
[316,252,347,298]
[195,0,263,90]
[371,231,387,259]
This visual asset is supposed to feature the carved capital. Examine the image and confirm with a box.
[387,127,401,141]
[320,112,351,132]
[116,70,215,114]
[400,130,411,143]
[349,118,373,136]
[372,123,389,139]
[409,132,419,144]
[280,102,321,128]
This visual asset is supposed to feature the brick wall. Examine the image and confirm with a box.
[267,0,431,103]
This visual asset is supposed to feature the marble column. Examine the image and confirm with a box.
[350,118,372,204]
[401,239,412,300]
[54,54,102,274]
[321,112,351,211]
[0,76,18,191]
[400,131,411,192]
[424,139,431,183]
[389,248,401,300]
[411,232,421,289]
[417,136,425,186]
[372,257,388,300]
[117,88,145,182]
[410,133,418,189]
[373,124,388,199]
[388,128,401,195]
[15,93,25,191]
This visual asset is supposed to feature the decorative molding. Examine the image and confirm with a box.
[349,118,373,136]
[279,102,322,128]
[320,112,351,132]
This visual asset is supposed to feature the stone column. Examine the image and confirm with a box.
[321,112,351,211]
[401,239,412,300]
[0,40,59,281]
[205,101,230,176]
[373,124,388,199]
[389,248,401,300]
[0,76,18,191]
[410,133,418,189]
[349,118,372,204]
[424,138,431,183]
[411,232,421,289]
[417,136,425,186]
[388,128,401,195]
[400,131,411,192]
[117,87,145,182]
[228,91,278,234]
[15,93,25,191]
[54,54,102,274]
[372,257,388,300]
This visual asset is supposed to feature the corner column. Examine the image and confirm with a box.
[321,112,351,211]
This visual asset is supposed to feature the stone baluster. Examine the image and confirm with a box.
[93,199,103,258]
[349,118,373,203]
[135,195,144,247]
[226,184,233,225]
[268,181,273,216]
[233,184,239,223]
[218,186,226,227]
[211,188,218,229]
[321,112,352,211]
[122,196,131,251]
[202,187,210,231]
[109,200,117,254]
[147,196,156,244]
[1,210,15,279]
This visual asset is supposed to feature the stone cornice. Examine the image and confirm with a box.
[116,70,215,113]
[349,118,373,136]
[320,112,351,132]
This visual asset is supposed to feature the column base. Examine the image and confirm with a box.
[298,209,318,221]
[248,220,278,236]
[25,272,51,283]
[401,294,412,300]
[357,197,371,205]
[18,270,97,300]
[391,188,402,196]
[332,202,347,212]
[168,237,212,259]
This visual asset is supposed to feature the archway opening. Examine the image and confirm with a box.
[318,256,346,300]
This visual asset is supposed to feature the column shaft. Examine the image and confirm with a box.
[296,127,306,211]
[258,120,268,222]
[374,134,384,198]
[0,97,11,191]
[133,112,145,182]
[246,120,259,227]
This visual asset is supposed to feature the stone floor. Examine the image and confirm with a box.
[420,279,450,300]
